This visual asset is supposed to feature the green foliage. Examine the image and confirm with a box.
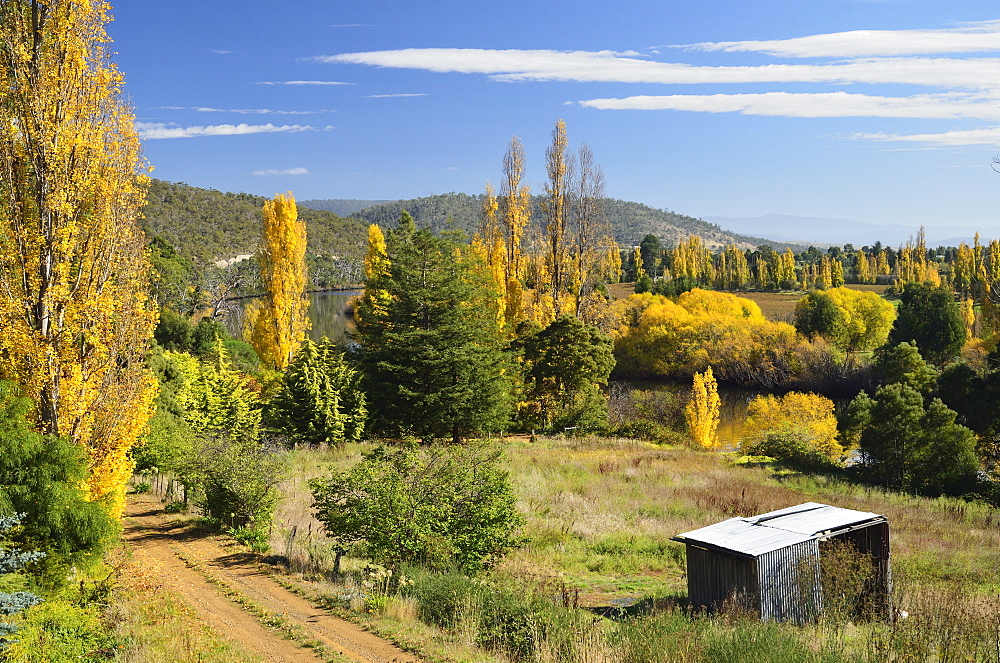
[742,430,839,472]
[267,337,366,446]
[148,235,195,309]
[874,342,940,395]
[649,275,698,299]
[191,434,288,529]
[310,443,524,572]
[349,193,783,250]
[358,216,512,442]
[0,383,117,579]
[633,273,654,294]
[516,315,615,433]
[795,287,896,352]
[890,282,966,364]
[153,307,193,351]
[847,382,979,495]
[794,291,840,339]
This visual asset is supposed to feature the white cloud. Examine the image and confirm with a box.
[256,80,355,86]
[252,167,310,176]
[854,126,1000,146]
[156,106,334,115]
[364,93,428,98]
[578,91,1000,120]
[679,21,1000,58]
[210,49,233,55]
[136,122,314,139]
[318,48,1000,90]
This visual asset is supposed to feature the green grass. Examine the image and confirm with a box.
[261,436,1000,662]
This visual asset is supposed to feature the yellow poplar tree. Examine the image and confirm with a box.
[245,192,309,370]
[499,137,530,327]
[686,367,720,449]
[0,0,157,515]
[542,119,571,316]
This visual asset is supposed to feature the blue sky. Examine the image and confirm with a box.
[111,0,1000,233]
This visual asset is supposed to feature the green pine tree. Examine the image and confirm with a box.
[357,214,511,442]
[267,337,367,446]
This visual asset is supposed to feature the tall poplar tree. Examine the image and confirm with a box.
[245,192,309,370]
[0,0,157,515]
[542,119,571,317]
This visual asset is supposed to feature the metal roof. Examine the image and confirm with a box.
[673,502,886,557]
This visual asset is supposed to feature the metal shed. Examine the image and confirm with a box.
[673,502,890,623]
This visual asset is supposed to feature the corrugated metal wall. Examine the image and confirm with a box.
[756,539,821,623]
[685,545,758,613]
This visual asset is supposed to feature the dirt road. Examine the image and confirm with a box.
[124,493,420,663]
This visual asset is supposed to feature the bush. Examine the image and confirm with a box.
[227,526,270,553]
[0,383,118,581]
[190,435,288,529]
[311,443,524,572]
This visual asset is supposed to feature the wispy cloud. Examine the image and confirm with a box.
[679,21,1000,58]
[156,106,334,115]
[136,122,314,139]
[854,126,1000,146]
[364,93,428,98]
[256,80,355,86]
[210,49,233,55]
[579,91,1000,120]
[318,48,1000,90]
[252,167,310,176]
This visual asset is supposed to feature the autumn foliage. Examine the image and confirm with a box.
[0,0,157,515]
[741,392,843,463]
[685,367,720,449]
[613,289,801,385]
[245,192,310,370]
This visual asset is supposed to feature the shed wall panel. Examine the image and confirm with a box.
[686,545,758,612]
[757,539,821,623]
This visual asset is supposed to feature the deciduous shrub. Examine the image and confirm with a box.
[311,443,523,572]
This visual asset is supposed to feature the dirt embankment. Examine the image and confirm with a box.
[124,493,419,663]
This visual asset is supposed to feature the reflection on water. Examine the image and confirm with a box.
[226,290,360,345]
[610,379,759,451]
[307,290,360,343]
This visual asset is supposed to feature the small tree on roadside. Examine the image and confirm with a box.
[267,337,367,446]
[686,367,720,448]
[310,443,524,573]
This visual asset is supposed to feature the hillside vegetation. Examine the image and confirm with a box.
[301,193,797,250]
[143,179,369,267]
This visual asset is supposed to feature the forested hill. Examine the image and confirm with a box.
[142,179,368,267]
[301,193,794,251]
[299,198,391,217]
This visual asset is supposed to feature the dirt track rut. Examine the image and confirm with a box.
[124,493,420,663]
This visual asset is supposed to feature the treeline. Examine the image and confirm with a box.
[624,226,999,297]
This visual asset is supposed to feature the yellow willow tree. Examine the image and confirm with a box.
[0,0,157,515]
[686,367,720,449]
[245,193,309,370]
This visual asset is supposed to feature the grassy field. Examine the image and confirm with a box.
[263,437,1000,662]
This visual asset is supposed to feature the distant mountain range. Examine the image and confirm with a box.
[301,194,803,252]
[703,214,1000,248]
